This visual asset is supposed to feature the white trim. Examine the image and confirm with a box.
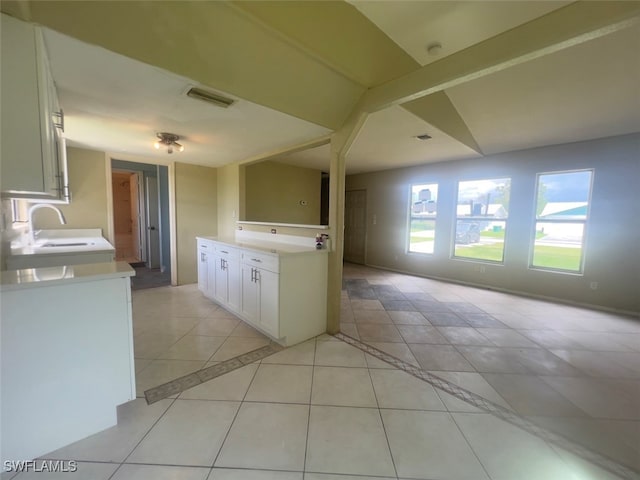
[237,220,329,230]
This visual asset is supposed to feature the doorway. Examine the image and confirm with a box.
[111,159,171,289]
[112,170,143,264]
[344,189,367,264]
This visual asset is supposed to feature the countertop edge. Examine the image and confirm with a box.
[196,236,328,256]
[1,261,135,291]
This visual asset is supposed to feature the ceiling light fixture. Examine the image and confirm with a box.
[154,132,184,154]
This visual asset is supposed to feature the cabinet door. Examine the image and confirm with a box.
[213,255,228,304]
[241,265,259,325]
[206,253,216,300]
[227,257,241,313]
[1,14,45,195]
[258,268,279,338]
[0,15,68,201]
[197,250,209,294]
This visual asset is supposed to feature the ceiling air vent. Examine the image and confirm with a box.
[186,87,234,108]
[415,133,432,141]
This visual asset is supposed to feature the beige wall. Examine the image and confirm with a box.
[244,160,322,225]
[32,147,110,235]
[217,162,240,240]
[175,162,217,284]
[346,133,640,313]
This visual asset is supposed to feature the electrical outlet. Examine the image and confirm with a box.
[270,228,277,234]
[372,214,377,225]
[590,281,598,290]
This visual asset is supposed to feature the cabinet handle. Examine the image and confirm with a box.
[201,253,206,262]
[53,109,65,132]
[250,258,262,263]
[221,250,229,254]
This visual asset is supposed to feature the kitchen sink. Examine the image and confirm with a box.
[40,242,92,247]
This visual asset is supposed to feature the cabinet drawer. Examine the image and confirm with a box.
[242,251,279,273]
[197,238,214,251]
[214,244,239,259]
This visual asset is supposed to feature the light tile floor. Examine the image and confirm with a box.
[6,266,638,479]
[131,284,271,397]
[341,262,640,478]
[11,335,625,480]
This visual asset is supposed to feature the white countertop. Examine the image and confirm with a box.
[197,236,328,256]
[10,229,115,257]
[0,261,135,291]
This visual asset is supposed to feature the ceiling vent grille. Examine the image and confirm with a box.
[186,87,234,108]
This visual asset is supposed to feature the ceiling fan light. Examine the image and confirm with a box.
[154,132,184,154]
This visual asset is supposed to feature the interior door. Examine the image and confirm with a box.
[344,189,367,264]
[145,176,160,269]
[130,172,144,263]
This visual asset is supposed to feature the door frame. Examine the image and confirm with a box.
[110,169,146,263]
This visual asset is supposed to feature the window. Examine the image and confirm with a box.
[408,183,438,254]
[531,170,593,273]
[454,178,511,262]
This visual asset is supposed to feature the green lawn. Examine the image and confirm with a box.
[454,243,505,262]
[455,243,582,271]
[532,245,582,271]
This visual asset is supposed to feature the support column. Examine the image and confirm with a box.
[326,109,368,334]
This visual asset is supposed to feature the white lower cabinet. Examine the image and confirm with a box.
[197,239,214,297]
[241,263,279,337]
[197,237,327,346]
[213,247,240,312]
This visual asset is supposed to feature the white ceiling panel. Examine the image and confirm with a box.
[445,24,640,155]
[348,0,570,66]
[44,28,331,166]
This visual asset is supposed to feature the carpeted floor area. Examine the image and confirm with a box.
[130,265,171,290]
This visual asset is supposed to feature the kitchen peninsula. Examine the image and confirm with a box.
[0,262,136,463]
[197,231,328,346]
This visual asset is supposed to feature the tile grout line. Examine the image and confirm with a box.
[116,394,181,475]
[365,354,400,480]
[334,331,640,480]
[301,337,318,476]
[210,359,262,469]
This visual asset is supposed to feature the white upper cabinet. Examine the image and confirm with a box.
[1,14,69,202]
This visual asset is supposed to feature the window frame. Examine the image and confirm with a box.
[452,177,511,264]
[529,168,594,274]
[407,182,439,255]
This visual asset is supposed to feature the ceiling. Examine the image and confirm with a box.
[43,28,331,168]
[7,1,639,174]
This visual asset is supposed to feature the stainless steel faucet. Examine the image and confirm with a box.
[28,204,67,245]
